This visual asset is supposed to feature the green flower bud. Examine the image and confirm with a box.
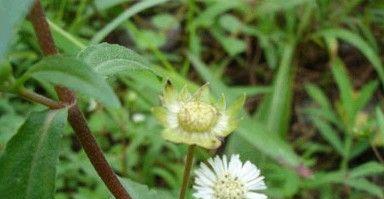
[152,81,244,149]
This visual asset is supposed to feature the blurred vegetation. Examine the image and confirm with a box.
[1,0,384,198]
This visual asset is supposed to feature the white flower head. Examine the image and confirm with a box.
[152,81,245,149]
[193,155,267,199]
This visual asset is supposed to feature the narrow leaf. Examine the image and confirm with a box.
[331,58,354,121]
[0,110,67,199]
[237,116,302,167]
[91,0,169,44]
[347,178,383,198]
[352,81,378,117]
[305,83,332,110]
[375,107,384,142]
[319,29,384,86]
[311,117,344,156]
[267,42,295,136]
[350,161,384,178]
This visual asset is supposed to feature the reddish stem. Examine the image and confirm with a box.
[28,1,131,198]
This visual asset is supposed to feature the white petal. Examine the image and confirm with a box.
[193,155,267,199]
[200,163,217,182]
[167,111,179,129]
[212,114,229,134]
[228,155,242,177]
[245,192,267,199]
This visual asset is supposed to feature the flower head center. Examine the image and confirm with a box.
[213,173,245,199]
[177,101,218,133]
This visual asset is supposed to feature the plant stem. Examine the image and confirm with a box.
[179,145,196,199]
[27,1,131,198]
[341,133,353,171]
[18,87,65,109]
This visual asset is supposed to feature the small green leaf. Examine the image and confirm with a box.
[219,14,243,33]
[305,84,332,110]
[331,58,354,122]
[48,19,85,55]
[18,56,120,108]
[121,178,173,199]
[346,178,383,198]
[78,43,152,77]
[193,1,241,28]
[0,110,67,199]
[352,81,378,117]
[210,28,246,56]
[350,161,384,178]
[311,117,344,156]
[375,107,384,145]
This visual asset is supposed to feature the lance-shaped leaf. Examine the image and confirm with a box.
[0,110,67,199]
[17,56,121,108]
[77,43,152,77]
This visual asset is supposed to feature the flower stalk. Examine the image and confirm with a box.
[179,144,196,199]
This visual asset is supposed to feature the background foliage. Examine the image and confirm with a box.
[1,0,384,198]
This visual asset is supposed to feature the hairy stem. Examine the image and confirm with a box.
[179,145,196,199]
[28,1,131,198]
[18,87,64,109]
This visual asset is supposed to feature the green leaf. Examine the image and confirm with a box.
[193,0,241,28]
[210,28,246,56]
[0,61,13,91]
[375,107,384,144]
[352,80,378,117]
[0,0,35,61]
[305,84,332,110]
[331,58,354,122]
[77,43,152,77]
[267,42,295,136]
[304,171,344,187]
[230,86,272,97]
[318,28,384,86]
[95,0,131,10]
[0,114,25,154]
[0,110,67,199]
[0,61,12,82]
[255,0,311,15]
[237,116,302,167]
[48,19,85,55]
[219,14,243,33]
[121,178,173,199]
[346,178,383,198]
[311,117,344,156]
[91,0,169,44]
[18,56,120,108]
[349,161,384,178]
